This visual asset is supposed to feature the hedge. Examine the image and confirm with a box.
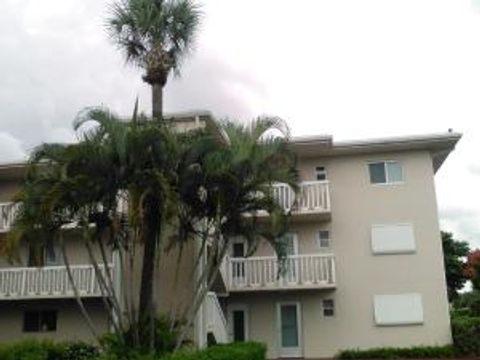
[451,316,480,356]
[0,340,266,360]
[160,342,266,360]
[337,345,457,359]
[0,340,98,360]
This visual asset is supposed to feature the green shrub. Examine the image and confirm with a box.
[337,345,456,359]
[451,316,480,356]
[0,340,97,360]
[453,291,480,317]
[100,316,179,359]
[162,342,266,360]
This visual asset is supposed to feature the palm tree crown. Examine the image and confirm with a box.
[107,0,201,87]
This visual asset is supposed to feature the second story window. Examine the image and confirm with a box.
[318,230,330,249]
[368,161,403,184]
[315,166,327,181]
[28,240,62,267]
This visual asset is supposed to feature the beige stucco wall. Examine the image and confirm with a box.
[229,149,451,359]
[0,298,109,343]
[0,181,19,202]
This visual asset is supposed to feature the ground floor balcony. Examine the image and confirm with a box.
[0,264,113,300]
[224,253,336,292]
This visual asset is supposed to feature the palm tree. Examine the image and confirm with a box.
[106,0,202,118]
[173,117,298,347]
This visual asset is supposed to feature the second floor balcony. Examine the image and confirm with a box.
[0,180,331,232]
[0,264,113,300]
[222,253,336,292]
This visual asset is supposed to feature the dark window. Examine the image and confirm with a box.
[318,230,330,248]
[41,311,57,331]
[315,166,327,181]
[233,310,246,342]
[23,311,40,332]
[368,162,386,184]
[233,243,245,258]
[368,161,403,184]
[23,310,57,332]
[322,299,335,317]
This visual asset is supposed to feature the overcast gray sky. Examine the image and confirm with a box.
[1,0,479,247]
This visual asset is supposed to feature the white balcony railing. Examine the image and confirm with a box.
[0,202,19,232]
[205,292,228,344]
[0,264,113,300]
[226,253,335,291]
[272,180,330,214]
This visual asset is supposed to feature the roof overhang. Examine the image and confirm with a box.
[290,132,462,173]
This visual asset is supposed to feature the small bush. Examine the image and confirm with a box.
[162,342,267,360]
[451,316,480,356]
[337,345,456,359]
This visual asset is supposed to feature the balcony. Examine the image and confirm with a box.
[0,264,113,300]
[269,180,331,220]
[224,253,336,292]
[0,202,19,232]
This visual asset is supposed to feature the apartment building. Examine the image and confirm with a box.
[0,113,460,359]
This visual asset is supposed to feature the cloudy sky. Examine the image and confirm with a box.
[1,0,480,247]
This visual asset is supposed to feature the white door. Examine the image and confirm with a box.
[277,302,303,358]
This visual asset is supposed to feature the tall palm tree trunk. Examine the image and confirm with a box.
[152,83,163,119]
[139,197,161,350]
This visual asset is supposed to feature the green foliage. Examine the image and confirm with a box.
[0,340,98,360]
[161,342,266,360]
[337,345,457,359]
[106,0,202,82]
[453,290,480,317]
[0,340,265,360]
[100,316,179,358]
[451,315,480,355]
[441,231,470,301]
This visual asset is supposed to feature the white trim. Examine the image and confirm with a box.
[277,301,303,358]
[228,303,249,342]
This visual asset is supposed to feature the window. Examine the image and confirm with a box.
[373,294,423,326]
[368,161,403,184]
[28,240,61,267]
[23,310,57,332]
[322,299,335,317]
[318,230,330,248]
[371,224,416,254]
[315,166,327,181]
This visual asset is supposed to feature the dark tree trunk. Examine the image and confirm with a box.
[152,83,163,119]
[139,197,161,350]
